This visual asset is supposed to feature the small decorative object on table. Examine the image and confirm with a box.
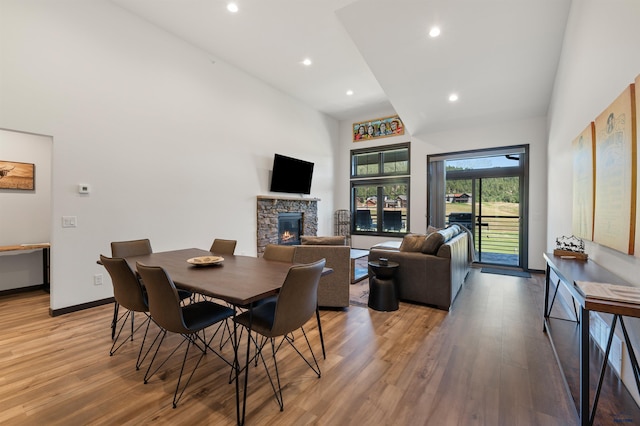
[553,235,588,260]
[187,256,224,266]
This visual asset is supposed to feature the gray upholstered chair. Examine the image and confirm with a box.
[209,238,237,255]
[110,239,192,339]
[136,262,234,408]
[234,258,325,411]
[100,254,154,370]
[262,244,295,262]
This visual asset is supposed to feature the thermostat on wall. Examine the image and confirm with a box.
[78,184,90,194]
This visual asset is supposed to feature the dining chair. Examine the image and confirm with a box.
[100,254,155,370]
[234,258,326,411]
[110,239,154,340]
[209,238,237,255]
[110,239,192,339]
[136,262,235,408]
[262,244,295,262]
[263,243,326,359]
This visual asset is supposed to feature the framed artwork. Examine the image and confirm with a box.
[572,122,595,241]
[0,160,35,190]
[592,84,636,255]
[636,74,640,258]
[353,115,404,142]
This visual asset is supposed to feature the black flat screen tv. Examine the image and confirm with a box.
[269,153,314,195]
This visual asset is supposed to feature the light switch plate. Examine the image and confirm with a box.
[62,216,77,228]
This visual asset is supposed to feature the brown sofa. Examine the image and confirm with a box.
[293,236,350,308]
[368,225,471,310]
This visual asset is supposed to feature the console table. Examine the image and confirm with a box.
[0,243,50,290]
[543,252,640,425]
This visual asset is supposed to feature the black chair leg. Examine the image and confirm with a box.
[316,306,326,359]
[111,301,119,340]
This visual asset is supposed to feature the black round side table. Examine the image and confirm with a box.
[367,260,400,311]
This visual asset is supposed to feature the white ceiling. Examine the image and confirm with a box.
[110,0,572,136]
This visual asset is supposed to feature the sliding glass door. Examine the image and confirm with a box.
[428,146,529,269]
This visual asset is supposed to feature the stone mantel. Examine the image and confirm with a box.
[256,196,319,255]
[257,195,321,202]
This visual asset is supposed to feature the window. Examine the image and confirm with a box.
[351,143,410,235]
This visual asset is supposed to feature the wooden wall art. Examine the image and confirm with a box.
[353,115,404,142]
[0,160,35,190]
[592,84,636,254]
[572,122,595,241]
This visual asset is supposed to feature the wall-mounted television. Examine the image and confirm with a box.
[269,153,314,195]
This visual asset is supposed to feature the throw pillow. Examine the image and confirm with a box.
[447,224,461,236]
[439,227,456,242]
[399,234,427,252]
[426,225,440,235]
[421,231,445,254]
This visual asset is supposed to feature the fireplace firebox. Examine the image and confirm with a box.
[278,213,302,245]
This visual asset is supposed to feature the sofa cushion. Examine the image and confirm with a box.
[421,231,445,254]
[399,234,427,252]
[301,236,346,245]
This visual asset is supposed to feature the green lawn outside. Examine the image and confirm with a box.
[446,202,520,254]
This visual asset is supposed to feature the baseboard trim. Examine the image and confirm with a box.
[50,297,114,317]
[0,284,46,297]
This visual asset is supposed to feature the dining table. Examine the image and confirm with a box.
[122,247,329,425]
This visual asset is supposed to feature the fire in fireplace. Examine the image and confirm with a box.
[278,212,302,245]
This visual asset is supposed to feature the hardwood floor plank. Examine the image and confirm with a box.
[0,270,593,425]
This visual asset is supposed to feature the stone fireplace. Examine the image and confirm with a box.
[257,196,319,255]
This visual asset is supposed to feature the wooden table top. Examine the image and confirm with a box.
[0,243,50,252]
[125,248,294,306]
[544,252,640,318]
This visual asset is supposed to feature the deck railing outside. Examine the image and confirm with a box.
[448,213,520,264]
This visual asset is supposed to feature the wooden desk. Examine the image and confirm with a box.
[0,243,50,290]
[543,252,640,426]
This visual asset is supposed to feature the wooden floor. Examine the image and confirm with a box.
[0,269,587,425]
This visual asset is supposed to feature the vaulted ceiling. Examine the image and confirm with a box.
[111,0,572,137]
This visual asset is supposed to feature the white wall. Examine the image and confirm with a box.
[547,0,640,284]
[334,108,411,250]
[547,0,640,403]
[338,112,548,270]
[0,0,337,310]
[0,129,52,290]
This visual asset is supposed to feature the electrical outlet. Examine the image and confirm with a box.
[94,274,103,286]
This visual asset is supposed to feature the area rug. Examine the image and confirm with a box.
[481,267,531,278]
[349,279,369,307]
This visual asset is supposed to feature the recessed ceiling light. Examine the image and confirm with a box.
[429,27,441,38]
[449,93,459,102]
[346,90,354,96]
[302,58,312,66]
[227,3,239,13]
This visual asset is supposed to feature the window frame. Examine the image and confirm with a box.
[350,143,410,236]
